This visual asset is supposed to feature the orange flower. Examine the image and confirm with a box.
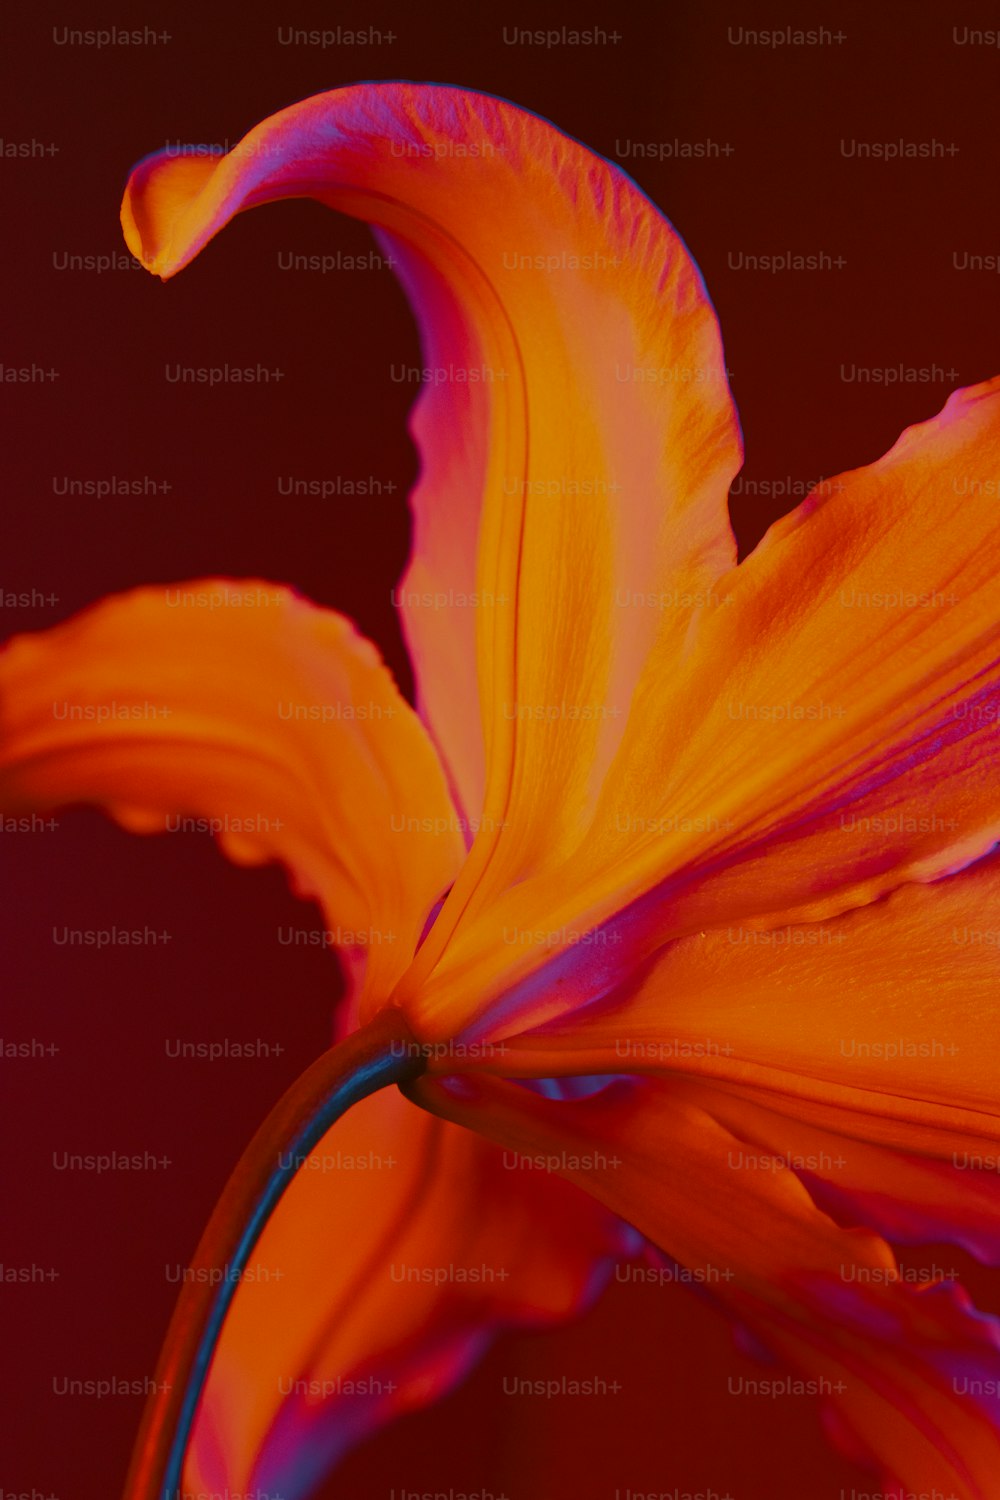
[3,83,1000,1498]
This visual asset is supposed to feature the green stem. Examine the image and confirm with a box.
[122,1008,427,1500]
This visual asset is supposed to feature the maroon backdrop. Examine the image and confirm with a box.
[3,2,999,1497]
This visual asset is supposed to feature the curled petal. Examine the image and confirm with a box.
[0,581,463,1003]
[119,82,742,1003]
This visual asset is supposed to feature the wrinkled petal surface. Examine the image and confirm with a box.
[483,847,1000,1132]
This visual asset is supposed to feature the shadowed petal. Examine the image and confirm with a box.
[184,1084,623,1498]
[670,1078,1000,1264]
[415,1072,1000,1499]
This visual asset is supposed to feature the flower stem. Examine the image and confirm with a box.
[122,1008,427,1500]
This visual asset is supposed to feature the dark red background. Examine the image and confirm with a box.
[3,2,999,1497]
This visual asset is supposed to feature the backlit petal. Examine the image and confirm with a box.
[405,376,1000,1040]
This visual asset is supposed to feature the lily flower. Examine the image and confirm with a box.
[3,82,1000,1499]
